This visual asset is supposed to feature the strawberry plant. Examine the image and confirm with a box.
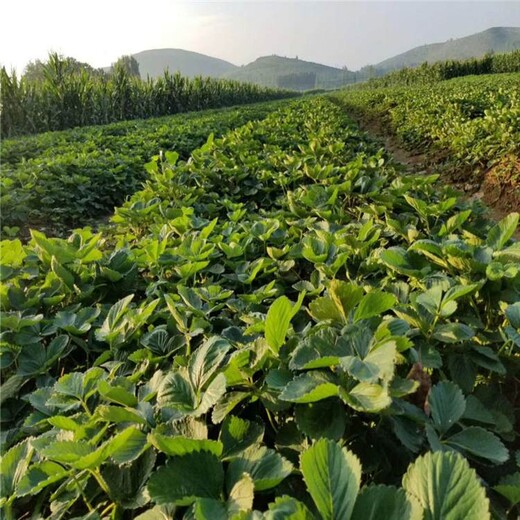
[1,97,519,519]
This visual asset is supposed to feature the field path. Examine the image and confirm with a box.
[343,107,520,236]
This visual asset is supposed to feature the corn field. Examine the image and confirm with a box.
[0,53,296,138]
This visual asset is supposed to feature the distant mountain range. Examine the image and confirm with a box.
[374,26,520,73]
[108,27,520,90]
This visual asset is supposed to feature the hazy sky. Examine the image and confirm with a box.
[2,1,520,73]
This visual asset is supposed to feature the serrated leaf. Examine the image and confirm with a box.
[16,461,70,497]
[280,372,338,403]
[428,381,466,434]
[351,485,419,520]
[402,451,490,520]
[494,472,520,506]
[0,439,33,500]
[265,296,296,353]
[228,473,255,514]
[445,426,508,464]
[340,382,391,413]
[219,416,264,459]
[300,438,361,520]
[189,337,231,390]
[432,323,474,343]
[354,290,397,322]
[295,399,346,441]
[487,213,518,250]
[227,446,293,492]
[147,452,224,506]
[149,433,223,457]
[264,496,315,519]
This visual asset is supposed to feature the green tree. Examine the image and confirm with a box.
[112,55,140,78]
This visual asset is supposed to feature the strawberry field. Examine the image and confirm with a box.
[337,73,520,210]
[1,100,287,237]
[1,95,520,519]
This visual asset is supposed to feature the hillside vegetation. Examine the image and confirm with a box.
[222,55,354,90]
[374,26,520,73]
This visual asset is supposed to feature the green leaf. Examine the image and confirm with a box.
[329,281,364,322]
[149,433,223,457]
[309,296,344,324]
[428,381,466,434]
[494,472,520,506]
[157,370,196,411]
[340,382,392,413]
[505,302,520,329]
[280,372,338,403]
[108,427,149,465]
[227,446,293,492]
[290,328,349,370]
[265,296,295,353]
[194,499,227,520]
[189,337,231,390]
[300,439,361,520]
[402,451,490,520]
[16,461,70,497]
[98,380,138,407]
[134,505,176,520]
[487,212,518,250]
[295,399,346,441]
[264,496,315,519]
[445,426,508,464]
[95,405,147,425]
[354,290,397,322]
[432,323,474,343]
[0,439,33,501]
[228,473,255,515]
[351,485,419,520]
[147,451,224,506]
[219,416,264,459]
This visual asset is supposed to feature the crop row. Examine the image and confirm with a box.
[1,97,519,519]
[1,100,288,237]
[337,73,520,188]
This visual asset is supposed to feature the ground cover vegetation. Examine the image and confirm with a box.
[1,96,519,519]
[0,53,295,139]
[1,101,288,237]
[337,73,520,208]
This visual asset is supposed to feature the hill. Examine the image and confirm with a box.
[373,26,520,73]
[222,55,354,90]
[131,49,238,79]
